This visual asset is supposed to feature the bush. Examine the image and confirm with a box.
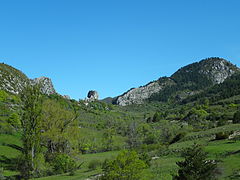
[215,132,229,140]
[88,159,102,171]
[51,154,77,174]
[100,150,147,180]
[139,152,151,167]
[233,111,240,124]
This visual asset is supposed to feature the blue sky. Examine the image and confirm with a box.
[0,0,240,99]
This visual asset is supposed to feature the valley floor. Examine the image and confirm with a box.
[1,124,240,180]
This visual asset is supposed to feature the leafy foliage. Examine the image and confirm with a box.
[233,111,240,124]
[183,72,240,104]
[19,85,43,179]
[41,99,79,154]
[51,154,77,174]
[101,150,147,180]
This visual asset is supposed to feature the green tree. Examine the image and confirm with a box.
[51,154,77,174]
[41,99,79,154]
[20,85,43,179]
[127,121,140,148]
[174,144,218,180]
[102,127,115,151]
[233,111,240,124]
[101,150,147,180]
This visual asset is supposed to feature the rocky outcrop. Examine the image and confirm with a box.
[198,58,238,84]
[63,95,71,100]
[172,58,239,85]
[115,78,175,106]
[31,77,56,95]
[0,63,57,96]
[86,90,99,102]
[0,63,29,94]
[115,58,240,106]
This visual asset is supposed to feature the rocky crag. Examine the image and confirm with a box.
[86,90,99,102]
[115,58,240,106]
[0,63,56,95]
[115,77,175,106]
[31,77,56,95]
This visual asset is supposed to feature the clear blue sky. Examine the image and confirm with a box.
[0,0,240,100]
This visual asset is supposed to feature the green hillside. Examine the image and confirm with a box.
[0,63,29,94]
[0,59,240,179]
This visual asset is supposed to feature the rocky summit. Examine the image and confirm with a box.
[171,57,239,85]
[0,63,29,94]
[31,77,56,95]
[0,63,56,95]
[86,90,99,102]
[115,57,239,106]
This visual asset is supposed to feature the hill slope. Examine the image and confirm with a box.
[0,63,56,95]
[0,63,28,94]
[115,57,239,106]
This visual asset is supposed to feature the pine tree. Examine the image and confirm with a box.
[174,144,218,180]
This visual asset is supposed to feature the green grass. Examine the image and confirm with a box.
[35,151,119,180]
[35,135,240,180]
[206,140,240,157]
[1,123,240,179]
[221,154,240,179]
[0,133,21,158]
[0,133,22,176]
[33,169,100,180]
[0,134,21,146]
[0,133,21,146]
[0,145,21,158]
[182,124,240,141]
[150,156,182,180]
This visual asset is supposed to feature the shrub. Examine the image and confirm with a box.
[233,111,240,124]
[100,150,147,180]
[139,152,151,167]
[51,154,77,174]
[215,132,229,140]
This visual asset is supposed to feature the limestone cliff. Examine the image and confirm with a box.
[115,58,239,106]
[31,77,56,95]
[0,63,56,95]
[115,77,175,106]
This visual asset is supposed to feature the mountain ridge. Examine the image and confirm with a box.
[115,57,240,106]
[0,63,56,95]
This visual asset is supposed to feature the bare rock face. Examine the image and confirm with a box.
[115,78,175,106]
[198,58,238,84]
[0,63,29,94]
[0,63,57,96]
[63,95,71,100]
[86,90,99,102]
[31,77,56,95]
[115,58,240,106]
